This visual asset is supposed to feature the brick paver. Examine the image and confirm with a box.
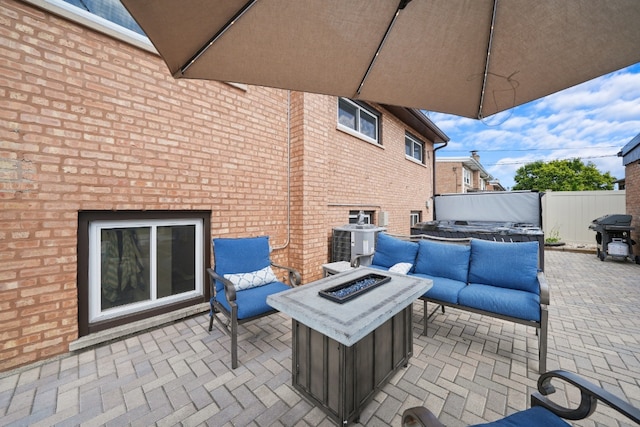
[0,250,639,426]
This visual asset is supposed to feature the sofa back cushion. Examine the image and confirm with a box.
[469,239,539,293]
[414,239,470,283]
[372,233,419,269]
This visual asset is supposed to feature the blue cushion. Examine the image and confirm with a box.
[458,284,540,322]
[414,240,470,283]
[471,406,570,426]
[372,233,419,269]
[469,240,539,294]
[213,236,272,291]
[212,281,290,319]
[412,273,466,304]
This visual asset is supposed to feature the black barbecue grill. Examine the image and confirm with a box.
[588,214,637,262]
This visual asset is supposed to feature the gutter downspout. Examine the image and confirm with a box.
[272,90,291,250]
[432,140,448,220]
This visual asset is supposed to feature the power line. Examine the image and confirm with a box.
[484,154,619,166]
[443,145,619,153]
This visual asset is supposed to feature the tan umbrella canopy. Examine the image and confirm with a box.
[121,0,640,119]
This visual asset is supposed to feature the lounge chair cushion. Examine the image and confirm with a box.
[212,236,272,291]
[214,281,290,319]
[413,273,467,304]
[458,283,541,322]
[414,239,470,283]
[224,265,278,291]
[372,233,419,269]
[470,406,570,426]
[469,239,539,293]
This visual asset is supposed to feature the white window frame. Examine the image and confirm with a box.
[410,211,422,227]
[405,133,424,163]
[337,98,380,145]
[88,218,204,323]
[23,0,156,53]
[463,168,472,186]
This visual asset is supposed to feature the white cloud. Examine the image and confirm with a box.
[432,63,640,189]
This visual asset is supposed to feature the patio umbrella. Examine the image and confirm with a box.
[121,0,640,119]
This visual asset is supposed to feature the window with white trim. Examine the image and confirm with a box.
[349,210,374,224]
[405,133,424,163]
[337,98,380,144]
[463,168,471,186]
[88,218,204,324]
[410,211,422,227]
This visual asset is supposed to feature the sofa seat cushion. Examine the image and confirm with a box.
[371,233,419,269]
[458,284,541,322]
[213,281,289,319]
[469,239,539,294]
[471,406,570,427]
[413,273,466,304]
[414,239,470,283]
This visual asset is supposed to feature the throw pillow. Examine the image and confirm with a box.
[224,265,278,291]
[388,262,413,275]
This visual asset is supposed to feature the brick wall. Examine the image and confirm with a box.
[625,159,640,258]
[435,161,462,194]
[0,0,437,371]
[0,0,292,371]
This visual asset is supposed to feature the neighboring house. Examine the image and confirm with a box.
[435,150,497,194]
[0,0,448,371]
[618,132,640,257]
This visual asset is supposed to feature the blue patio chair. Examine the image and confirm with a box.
[207,236,301,369]
[401,370,640,426]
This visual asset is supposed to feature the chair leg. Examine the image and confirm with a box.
[422,300,428,336]
[539,308,548,373]
[231,307,238,369]
[209,305,214,332]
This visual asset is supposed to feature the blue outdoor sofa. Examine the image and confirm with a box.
[352,232,549,372]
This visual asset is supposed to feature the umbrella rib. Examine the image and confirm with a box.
[355,0,412,98]
[477,0,499,119]
[179,0,258,77]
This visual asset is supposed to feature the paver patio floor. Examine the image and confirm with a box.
[1,250,639,426]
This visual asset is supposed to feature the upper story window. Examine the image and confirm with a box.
[405,133,424,163]
[337,98,380,145]
[463,168,471,186]
[23,0,153,52]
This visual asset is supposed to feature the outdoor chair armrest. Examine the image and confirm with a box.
[401,407,445,427]
[538,271,549,305]
[206,268,237,302]
[532,370,640,423]
[271,262,302,286]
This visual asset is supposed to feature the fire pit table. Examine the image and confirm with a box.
[267,268,432,426]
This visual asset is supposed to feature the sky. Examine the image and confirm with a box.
[426,63,640,190]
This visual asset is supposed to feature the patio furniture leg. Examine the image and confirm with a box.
[231,306,238,369]
[539,306,548,373]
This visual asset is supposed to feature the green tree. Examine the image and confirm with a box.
[512,158,616,191]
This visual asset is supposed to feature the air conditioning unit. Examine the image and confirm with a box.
[331,224,386,263]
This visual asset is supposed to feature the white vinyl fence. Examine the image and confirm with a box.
[541,190,626,245]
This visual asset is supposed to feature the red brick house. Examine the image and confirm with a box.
[619,132,640,259]
[0,0,448,371]
[434,150,497,194]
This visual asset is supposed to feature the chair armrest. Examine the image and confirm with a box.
[532,370,640,423]
[350,253,373,268]
[401,407,446,427]
[206,268,237,302]
[271,262,301,287]
[538,271,549,305]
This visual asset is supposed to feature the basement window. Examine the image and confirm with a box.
[78,211,210,336]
